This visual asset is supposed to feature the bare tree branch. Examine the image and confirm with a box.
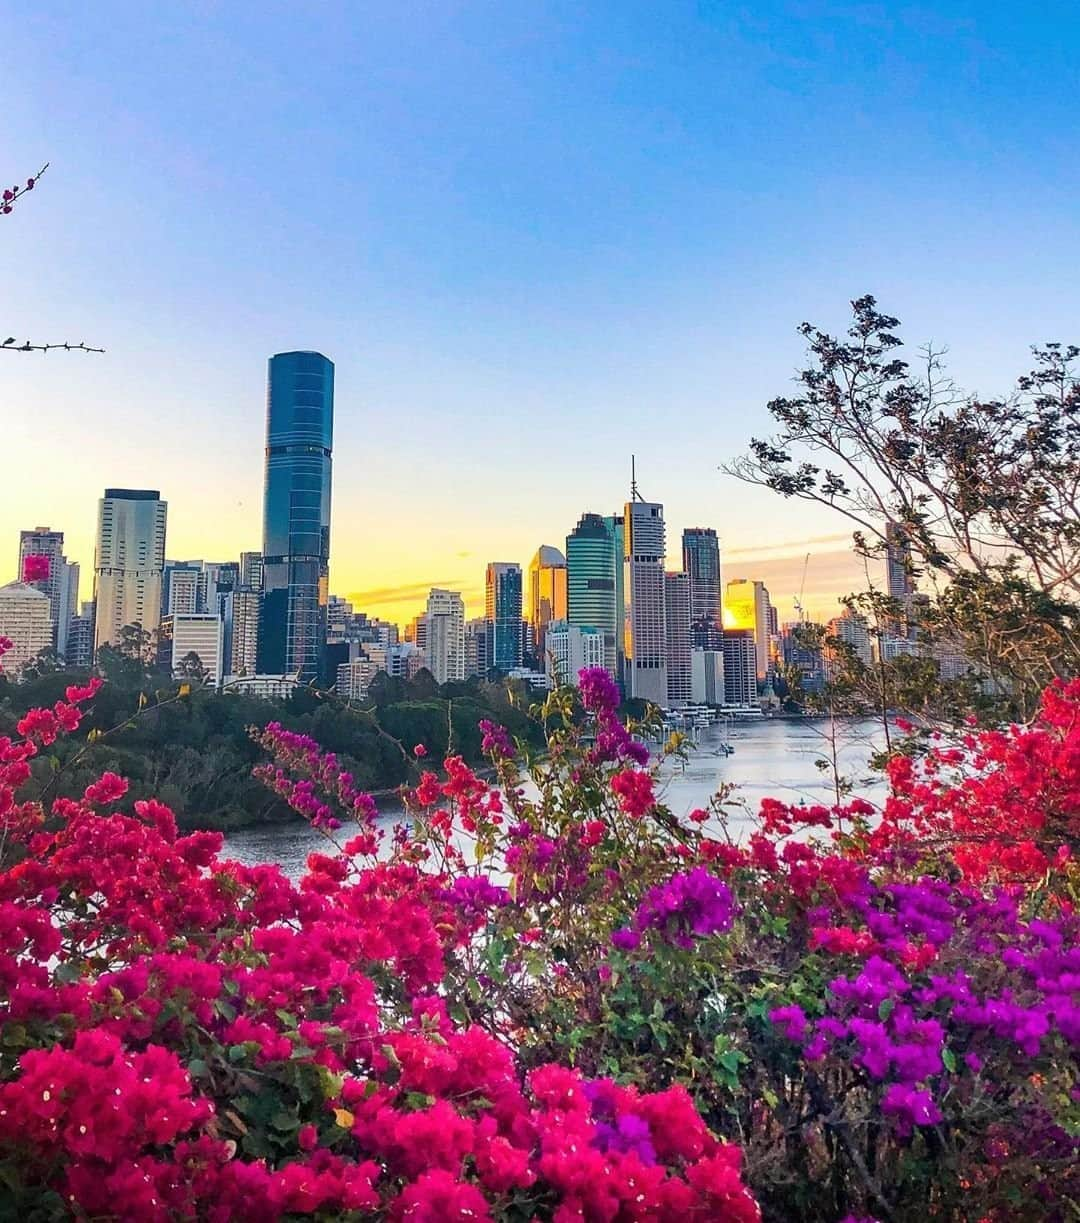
[1,163,47,215]
[3,162,105,355]
[1,338,106,354]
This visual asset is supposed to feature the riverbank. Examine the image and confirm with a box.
[225,716,887,873]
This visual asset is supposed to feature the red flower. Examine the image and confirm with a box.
[84,772,128,805]
[610,769,655,818]
[22,554,50,582]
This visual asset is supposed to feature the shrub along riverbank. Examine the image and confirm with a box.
[0,651,1076,1219]
[0,666,542,831]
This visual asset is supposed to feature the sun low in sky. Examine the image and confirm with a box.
[3,2,1077,627]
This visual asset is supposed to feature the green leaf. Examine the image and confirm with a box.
[878,997,895,1021]
[187,1058,209,1079]
[228,1043,248,1063]
[942,1047,957,1073]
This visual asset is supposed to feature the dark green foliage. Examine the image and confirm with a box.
[0,667,540,832]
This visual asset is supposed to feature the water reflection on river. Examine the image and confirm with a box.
[223,717,886,877]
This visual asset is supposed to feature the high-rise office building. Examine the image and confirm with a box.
[779,622,825,695]
[258,351,334,683]
[527,546,567,662]
[66,601,95,669]
[664,571,692,708]
[465,617,493,678]
[425,588,466,684]
[0,582,53,674]
[825,608,873,672]
[721,630,757,707]
[724,578,774,682]
[485,562,523,672]
[623,499,668,705]
[603,514,626,680]
[405,613,428,653]
[18,527,79,659]
[326,594,354,641]
[682,528,721,622]
[222,588,261,678]
[163,562,203,616]
[886,521,916,602]
[691,649,724,705]
[92,489,168,650]
[566,513,619,678]
[240,551,264,592]
[204,561,240,611]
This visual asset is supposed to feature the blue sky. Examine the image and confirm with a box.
[3,1,1078,621]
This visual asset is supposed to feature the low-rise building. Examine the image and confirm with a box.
[223,674,300,700]
[170,613,224,685]
[336,658,380,700]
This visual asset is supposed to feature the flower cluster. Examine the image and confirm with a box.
[2,642,1078,1220]
[20,553,50,582]
[614,869,735,951]
[0,658,758,1221]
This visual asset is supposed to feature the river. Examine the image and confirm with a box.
[223,717,887,876]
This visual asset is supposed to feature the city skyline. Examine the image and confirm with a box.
[2,479,873,632]
[6,4,1075,627]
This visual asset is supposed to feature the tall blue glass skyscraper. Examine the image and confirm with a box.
[485,562,523,672]
[257,351,334,683]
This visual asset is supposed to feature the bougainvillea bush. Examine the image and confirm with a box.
[1,639,1077,1222]
[0,644,758,1221]
[258,670,1078,1221]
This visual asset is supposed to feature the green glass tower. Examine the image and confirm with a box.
[565,512,619,678]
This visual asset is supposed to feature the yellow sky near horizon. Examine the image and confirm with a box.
[2,494,870,632]
[344,535,872,628]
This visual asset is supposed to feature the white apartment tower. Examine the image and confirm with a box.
[623,495,668,706]
[222,588,261,677]
[18,528,79,660]
[0,582,54,675]
[93,489,168,650]
[425,589,466,684]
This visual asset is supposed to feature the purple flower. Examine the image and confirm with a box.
[579,667,620,714]
[479,719,513,758]
[880,1082,942,1136]
[443,876,511,913]
[632,869,734,950]
[593,1113,657,1164]
[611,927,641,951]
[769,1004,809,1043]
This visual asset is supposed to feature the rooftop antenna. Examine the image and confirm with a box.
[630,454,643,503]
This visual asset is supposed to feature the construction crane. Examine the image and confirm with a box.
[792,552,810,622]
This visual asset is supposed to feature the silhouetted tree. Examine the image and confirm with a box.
[726,296,1079,721]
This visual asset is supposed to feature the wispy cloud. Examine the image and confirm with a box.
[724,532,854,561]
[346,579,483,607]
